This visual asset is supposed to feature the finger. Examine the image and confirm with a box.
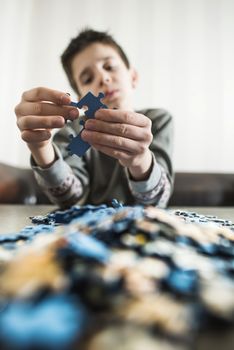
[91,143,133,162]
[95,109,151,128]
[17,115,65,131]
[81,130,146,154]
[21,87,71,105]
[85,119,150,141]
[21,130,52,143]
[15,101,79,120]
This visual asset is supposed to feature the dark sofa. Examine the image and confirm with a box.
[0,163,49,204]
[168,172,234,206]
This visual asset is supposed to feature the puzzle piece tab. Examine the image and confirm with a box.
[67,92,107,157]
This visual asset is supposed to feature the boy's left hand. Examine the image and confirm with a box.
[81,109,153,181]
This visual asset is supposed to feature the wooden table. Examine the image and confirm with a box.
[0,205,55,234]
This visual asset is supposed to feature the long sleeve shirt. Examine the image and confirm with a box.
[31,108,174,208]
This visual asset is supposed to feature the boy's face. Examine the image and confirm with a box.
[71,43,138,110]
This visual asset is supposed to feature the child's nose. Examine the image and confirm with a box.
[99,72,111,86]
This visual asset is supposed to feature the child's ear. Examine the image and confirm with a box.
[130,67,138,89]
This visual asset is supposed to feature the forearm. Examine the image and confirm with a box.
[31,145,85,208]
[41,172,83,208]
[128,157,172,208]
[128,150,153,181]
[28,143,57,169]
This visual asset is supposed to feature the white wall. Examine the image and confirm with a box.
[0,0,233,172]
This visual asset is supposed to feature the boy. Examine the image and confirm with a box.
[15,28,173,208]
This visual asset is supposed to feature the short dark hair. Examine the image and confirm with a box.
[61,28,130,94]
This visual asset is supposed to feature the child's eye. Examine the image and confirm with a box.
[104,63,116,71]
[82,75,93,85]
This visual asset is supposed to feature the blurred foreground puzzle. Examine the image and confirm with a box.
[0,204,234,349]
[67,91,107,157]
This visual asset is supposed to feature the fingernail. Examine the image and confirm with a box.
[60,94,71,104]
[69,109,79,119]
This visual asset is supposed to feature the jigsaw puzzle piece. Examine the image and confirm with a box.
[67,134,90,157]
[73,91,107,117]
[70,101,79,107]
[67,91,107,157]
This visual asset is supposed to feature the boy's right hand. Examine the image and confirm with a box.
[15,87,79,167]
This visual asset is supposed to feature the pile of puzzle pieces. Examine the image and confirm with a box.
[0,204,233,349]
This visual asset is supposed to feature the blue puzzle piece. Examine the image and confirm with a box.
[67,232,111,263]
[0,294,87,348]
[67,92,107,157]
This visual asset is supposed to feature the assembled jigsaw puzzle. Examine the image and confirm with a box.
[67,91,107,157]
[0,203,234,349]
